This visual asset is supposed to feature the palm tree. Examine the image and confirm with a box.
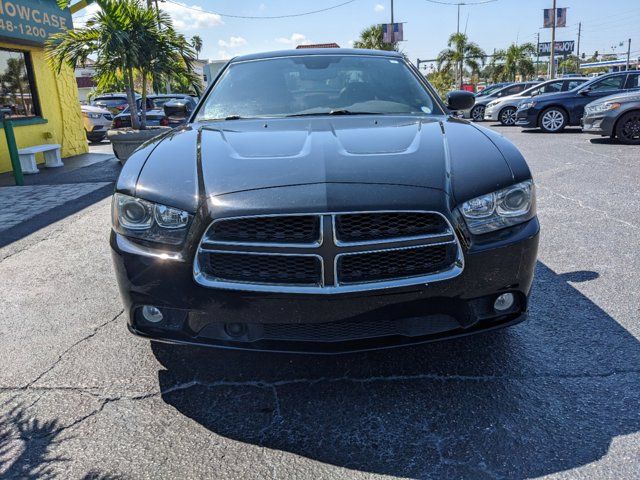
[353,25,398,51]
[1,58,30,115]
[48,0,195,130]
[191,35,203,59]
[493,43,536,81]
[436,33,486,89]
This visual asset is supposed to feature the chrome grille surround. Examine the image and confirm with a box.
[194,211,464,294]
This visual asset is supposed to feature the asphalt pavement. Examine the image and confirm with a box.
[0,126,639,479]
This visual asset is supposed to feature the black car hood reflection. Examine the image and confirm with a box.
[133,115,517,212]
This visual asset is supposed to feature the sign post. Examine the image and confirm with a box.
[2,113,24,186]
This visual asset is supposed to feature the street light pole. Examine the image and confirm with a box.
[576,22,581,73]
[549,0,557,78]
[626,38,632,71]
[536,32,540,77]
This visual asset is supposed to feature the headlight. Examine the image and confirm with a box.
[460,180,535,234]
[487,100,500,108]
[111,193,192,245]
[82,112,102,119]
[518,101,536,110]
[585,102,621,114]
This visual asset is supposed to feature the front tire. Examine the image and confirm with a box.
[539,107,567,133]
[614,111,640,145]
[470,105,485,122]
[499,106,517,126]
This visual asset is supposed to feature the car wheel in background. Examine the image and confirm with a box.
[614,111,640,145]
[539,107,567,133]
[499,107,517,126]
[470,105,485,121]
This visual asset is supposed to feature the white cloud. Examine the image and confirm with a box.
[374,4,385,12]
[71,2,100,26]
[218,36,248,48]
[218,50,233,60]
[348,39,355,47]
[161,2,223,30]
[259,3,267,11]
[275,33,312,46]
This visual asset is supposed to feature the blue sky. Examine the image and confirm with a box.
[73,0,640,65]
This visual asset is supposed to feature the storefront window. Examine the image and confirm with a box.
[0,48,40,120]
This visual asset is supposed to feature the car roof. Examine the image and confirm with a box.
[231,48,403,63]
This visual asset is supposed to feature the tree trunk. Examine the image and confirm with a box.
[126,67,141,130]
[140,71,148,130]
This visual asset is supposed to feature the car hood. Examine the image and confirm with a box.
[130,116,519,213]
[587,90,640,105]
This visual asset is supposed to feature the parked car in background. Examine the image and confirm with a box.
[485,78,589,126]
[111,48,539,353]
[464,81,539,121]
[515,70,640,132]
[81,104,113,143]
[112,104,169,129]
[583,90,640,144]
[476,82,512,97]
[148,94,197,109]
[91,93,138,115]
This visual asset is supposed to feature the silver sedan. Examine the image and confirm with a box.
[484,78,588,126]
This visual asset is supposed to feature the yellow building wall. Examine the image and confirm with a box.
[0,40,88,174]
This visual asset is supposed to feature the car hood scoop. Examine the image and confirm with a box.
[197,116,454,196]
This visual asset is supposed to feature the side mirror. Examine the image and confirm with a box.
[163,99,191,124]
[446,90,475,111]
[579,87,591,96]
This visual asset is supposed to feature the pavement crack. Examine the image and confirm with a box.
[258,385,282,445]
[537,184,639,230]
[23,310,124,389]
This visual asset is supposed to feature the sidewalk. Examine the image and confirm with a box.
[0,143,121,247]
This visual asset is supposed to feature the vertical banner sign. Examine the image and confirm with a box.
[556,8,567,27]
[0,0,73,46]
[382,23,403,43]
[543,8,567,28]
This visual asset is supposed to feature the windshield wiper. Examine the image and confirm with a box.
[286,110,382,118]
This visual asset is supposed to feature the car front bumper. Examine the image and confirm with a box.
[111,217,540,354]
[582,113,616,136]
[515,108,538,127]
[483,105,500,121]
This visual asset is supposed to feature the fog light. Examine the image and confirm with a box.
[225,322,246,337]
[142,305,164,323]
[494,293,515,312]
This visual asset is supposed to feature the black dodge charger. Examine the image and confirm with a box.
[110,49,539,353]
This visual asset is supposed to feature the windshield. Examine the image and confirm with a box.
[476,84,506,97]
[195,55,441,120]
[152,96,184,108]
[92,97,127,108]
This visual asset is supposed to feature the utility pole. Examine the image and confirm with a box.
[626,38,632,71]
[549,0,557,79]
[390,0,394,24]
[536,32,540,77]
[457,3,460,34]
[576,22,581,73]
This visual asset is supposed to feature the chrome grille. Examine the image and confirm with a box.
[194,211,463,293]
[208,215,320,245]
[337,244,455,284]
[335,212,448,243]
[203,251,322,286]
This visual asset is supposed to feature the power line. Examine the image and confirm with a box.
[163,0,359,19]
[423,0,497,5]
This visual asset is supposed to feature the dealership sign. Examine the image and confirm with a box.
[538,40,575,56]
[0,0,72,46]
